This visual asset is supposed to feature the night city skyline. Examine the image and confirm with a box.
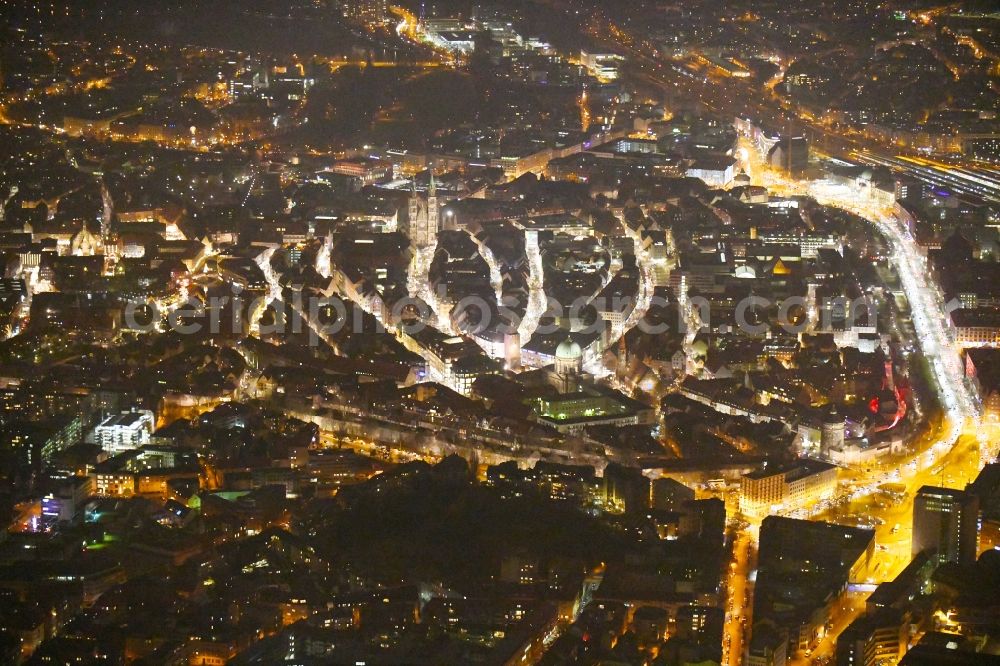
[0,1,999,664]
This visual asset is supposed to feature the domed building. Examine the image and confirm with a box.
[552,336,583,393]
[511,334,655,433]
[554,336,582,375]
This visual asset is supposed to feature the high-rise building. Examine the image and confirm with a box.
[911,486,980,566]
[341,0,388,24]
[894,175,923,203]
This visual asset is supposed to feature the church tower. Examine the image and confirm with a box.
[406,172,440,248]
[426,172,439,245]
[407,179,421,240]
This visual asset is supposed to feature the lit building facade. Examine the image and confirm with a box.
[740,460,838,518]
[405,174,439,248]
[93,410,155,455]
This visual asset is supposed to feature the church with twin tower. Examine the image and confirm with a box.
[406,172,439,248]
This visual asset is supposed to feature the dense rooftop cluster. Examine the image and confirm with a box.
[1,0,999,664]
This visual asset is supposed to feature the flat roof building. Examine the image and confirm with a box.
[740,459,837,518]
[912,485,980,566]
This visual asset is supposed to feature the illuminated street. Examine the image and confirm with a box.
[723,530,754,666]
[518,234,548,348]
[1,1,998,664]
